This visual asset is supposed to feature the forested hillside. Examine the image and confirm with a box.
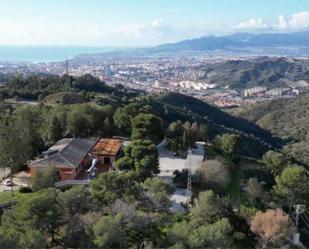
[200,57,309,89]
[0,74,125,100]
[0,75,282,157]
[235,93,309,164]
[0,75,308,248]
[154,92,278,143]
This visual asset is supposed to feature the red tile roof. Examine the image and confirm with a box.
[91,138,122,156]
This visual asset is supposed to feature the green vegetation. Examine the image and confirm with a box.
[116,139,159,181]
[0,74,308,248]
[42,91,86,105]
[198,159,231,193]
[227,165,242,200]
[31,166,58,191]
[167,120,203,154]
[274,165,309,211]
[235,93,309,165]
[214,133,240,159]
[200,57,309,89]
[131,113,164,144]
[0,74,118,100]
[263,150,287,175]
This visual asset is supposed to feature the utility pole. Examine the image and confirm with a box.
[294,204,306,230]
[65,59,69,75]
[64,59,71,91]
[292,204,306,245]
[186,148,192,206]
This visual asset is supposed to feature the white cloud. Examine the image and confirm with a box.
[0,18,173,46]
[288,11,309,30]
[235,18,269,30]
[271,11,309,31]
[235,11,309,32]
[0,11,309,46]
[274,15,289,30]
[151,18,164,28]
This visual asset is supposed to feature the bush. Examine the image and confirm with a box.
[198,159,231,192]
[18,186,33,193]
[242,168,274,189]
[31,166,58,191]
[238,204,258,221]
[173,169,188,188]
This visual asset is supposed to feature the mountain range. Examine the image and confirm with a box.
[74,31,309,59]
[152,31,309,55]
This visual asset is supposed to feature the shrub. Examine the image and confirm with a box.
[18,186,33,193]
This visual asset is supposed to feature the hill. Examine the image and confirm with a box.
[72,32,309,62]
[149,92,283,157]
[234,93,309,165]
[199,57,309,89]
[42,92,86,105]
[153,31,309,56]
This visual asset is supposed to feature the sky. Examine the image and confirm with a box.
[0,0,308,47]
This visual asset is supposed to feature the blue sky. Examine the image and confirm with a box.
[0,0,308,46]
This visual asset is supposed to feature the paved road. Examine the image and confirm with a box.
[0,171,31,192]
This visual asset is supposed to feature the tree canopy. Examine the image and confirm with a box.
[131,113,164,144]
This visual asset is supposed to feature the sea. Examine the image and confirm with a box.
[0,46,118,63]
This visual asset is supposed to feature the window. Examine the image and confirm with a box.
[104,157,111,164]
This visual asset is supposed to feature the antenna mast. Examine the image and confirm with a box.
[187,148,192,205]
[65,59,69,75]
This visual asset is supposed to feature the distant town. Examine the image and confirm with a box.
[1,54,309,107]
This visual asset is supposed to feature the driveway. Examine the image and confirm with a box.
[157,141,205,212]
[0,171,31,192]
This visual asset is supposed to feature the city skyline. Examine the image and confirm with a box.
[0,0,308,46]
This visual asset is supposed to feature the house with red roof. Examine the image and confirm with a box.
[29,138,123,184]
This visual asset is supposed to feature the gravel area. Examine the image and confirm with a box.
[157,141,204,212]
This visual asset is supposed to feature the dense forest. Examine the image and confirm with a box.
[0,74,126,100]
[233,93,309,165]
[0,75,308,248]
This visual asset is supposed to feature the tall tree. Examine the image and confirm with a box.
[116,139,159,180]
[41,112,66,146]
[168,218,233,249]
[191,190,228,226]
[131,113,164,144]
[93,214,126,248]
[250,209,294,248]
[58,186,93,248]
[66,107,91,137]
[245,177,265,205]
[13,106,44,155]
[31,165,58,191]
[199,123,209,142]
[198,159,231,192]
[0,188,63,247]
[215,133,240,158]
[142,177,173,211]
[274,165,309,210]
[0,117,32,194]
[263,150,287,176]
[90,171,141,206]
